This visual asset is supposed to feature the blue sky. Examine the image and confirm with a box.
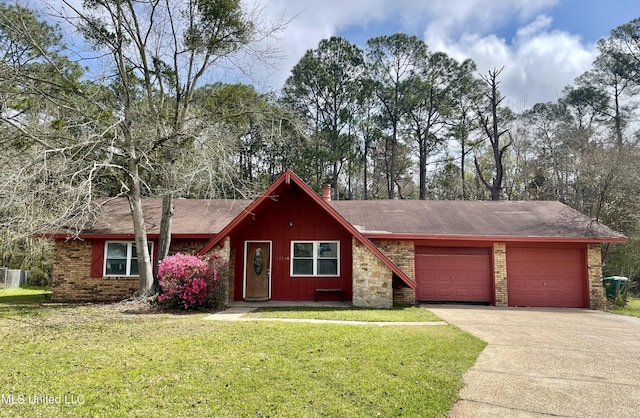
[41,0,640,107]
[334,0,637,47]
[245,0,640,107]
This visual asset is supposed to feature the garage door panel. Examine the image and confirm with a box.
[416,248,491,302]
[507,247,586,308]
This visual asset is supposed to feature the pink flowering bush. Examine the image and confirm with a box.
[157,253,216,310]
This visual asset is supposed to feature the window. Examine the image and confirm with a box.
[104,241,153,277]
[291,241,339,276]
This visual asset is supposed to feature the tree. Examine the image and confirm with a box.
[366,34,427,199]
[447,59,482,199]
[282,37,365,197]
[403,51,462,199]
[1,0,284,295]
[575,37,639,148]
[474,67,512,201]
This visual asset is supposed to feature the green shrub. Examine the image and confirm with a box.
[27,267,50,287]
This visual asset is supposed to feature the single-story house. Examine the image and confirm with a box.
[51,170,626,308]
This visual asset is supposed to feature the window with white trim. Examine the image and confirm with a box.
[104,241,153,277]
[291,241,339,277]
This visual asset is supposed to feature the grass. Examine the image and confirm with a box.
[244,305,443,322]
[0,296,485,417]
[610,297,640,318]
[0,286,51,304]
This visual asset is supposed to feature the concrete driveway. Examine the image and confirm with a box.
[427,305,640,418]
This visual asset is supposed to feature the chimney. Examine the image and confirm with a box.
[321,183,332,202]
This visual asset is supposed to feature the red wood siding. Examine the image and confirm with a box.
[415,247,492,302]
[507,246,587,308]
[231,186,352,301]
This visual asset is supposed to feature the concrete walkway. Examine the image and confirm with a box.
[204,302,446,326]
[427,305,640,418]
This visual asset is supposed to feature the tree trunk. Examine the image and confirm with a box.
[155,193,174,288]
[127,161,154,295]
[389,122,397,199]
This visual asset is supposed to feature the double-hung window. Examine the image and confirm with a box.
[104,241,153,277]
[291,241,339,277]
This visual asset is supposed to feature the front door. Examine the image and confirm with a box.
[244,241,271,301]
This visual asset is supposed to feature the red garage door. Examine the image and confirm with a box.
[415,247,492,302]
[507,247,586,307]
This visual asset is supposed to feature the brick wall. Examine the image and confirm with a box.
[373,240,415,280]
[52,238,208,302]
[169,239,209,255]
[493,242,508,307]
[587,244,606,309]
[52,240,139,302]
[352,238,393,308]
[392,282,416,305]
[373,240,416,305]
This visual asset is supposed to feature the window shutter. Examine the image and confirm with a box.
[90,241,105,278]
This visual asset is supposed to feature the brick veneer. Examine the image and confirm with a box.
[373,240,415,280]
[52,240,139,302]
[52,238,208,302]
[352,238,393,308]
[587,244,606,309]
[372,240,417,305]
[493,242,508,306]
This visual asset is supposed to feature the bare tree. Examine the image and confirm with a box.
[474,67,512,201]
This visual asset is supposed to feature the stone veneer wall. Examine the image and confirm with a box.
[53,238,208,302]
[493,242,508,307]
[52,240,138,302]
[587,244,606,309]
[352,238,393,308]
[372,240,417,305]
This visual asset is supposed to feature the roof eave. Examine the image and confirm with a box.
[363,233,627,243]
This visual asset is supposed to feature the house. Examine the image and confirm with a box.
[51,170,626,308]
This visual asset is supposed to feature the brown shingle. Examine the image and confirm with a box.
[71,197,624,240]
[329,200,625,239]
[80,198,251,236]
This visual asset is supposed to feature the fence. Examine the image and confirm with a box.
[0,268,28,289]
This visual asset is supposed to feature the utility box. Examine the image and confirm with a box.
[602,276,629,301]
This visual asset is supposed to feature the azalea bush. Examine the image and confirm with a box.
[157,253,227,310]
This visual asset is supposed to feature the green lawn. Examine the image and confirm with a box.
[245,305,442,322]
[610,297,640,318]
[0,286,51,304]
[0,298,485,417]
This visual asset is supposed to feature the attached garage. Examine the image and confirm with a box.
[415,247,492,303]
[507,246,587,308]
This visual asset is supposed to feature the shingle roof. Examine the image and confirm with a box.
[66,197,625,241]
[77,198,251,236]
[330,200,625,240]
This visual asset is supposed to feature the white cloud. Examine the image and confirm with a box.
[245,0,596,106]
[40,0,600,106]
[428,14,597,107]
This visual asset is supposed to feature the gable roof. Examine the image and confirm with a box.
[197,170,417,289]
[54,185,625,244]
[330,200,626,242]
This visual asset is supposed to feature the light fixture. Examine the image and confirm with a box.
[289,220,294,228]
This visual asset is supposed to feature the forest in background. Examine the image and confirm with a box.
[0,1,638,290]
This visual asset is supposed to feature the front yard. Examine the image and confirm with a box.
[610,297,640,317]
[0,295,485,417]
